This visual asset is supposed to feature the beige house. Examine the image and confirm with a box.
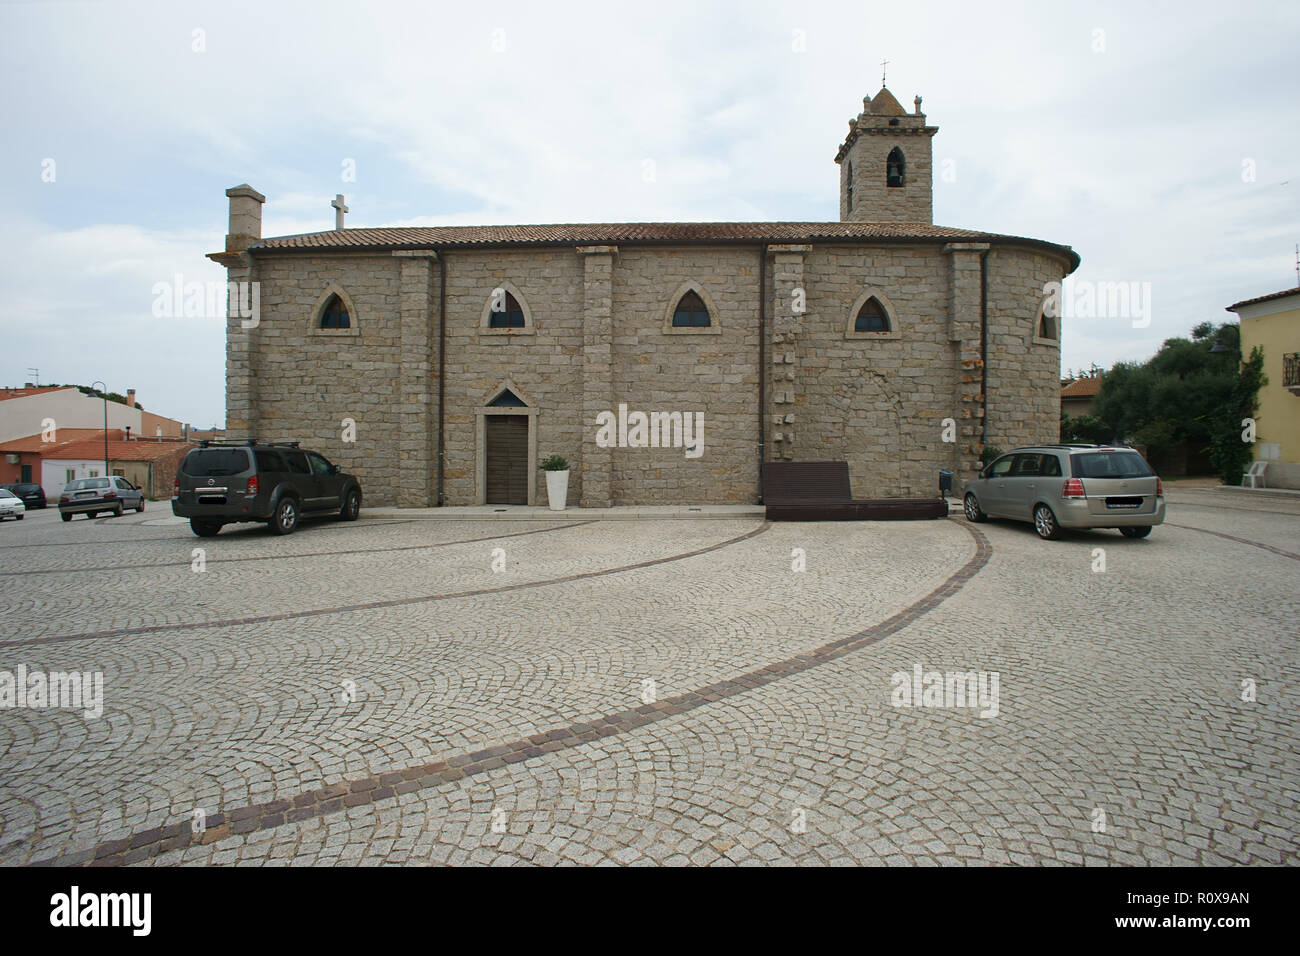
[210,86,1078,507]
[1061,375,1103,417]
[1228,287,1300,489]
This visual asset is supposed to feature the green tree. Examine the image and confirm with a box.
[1207,345,1267,485]
[1090,322,1245,468]
[1060,412,1109,443]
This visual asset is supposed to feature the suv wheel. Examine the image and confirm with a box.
[61,512,71,522]
[339,488,361,521]
[190,519,222,537]
[1120,525,1152,539]
[1033,504,1063,540]
[270,497,298,535]
[963,493,986,523]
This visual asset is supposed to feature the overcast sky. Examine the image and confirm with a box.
[2,0,1297,428]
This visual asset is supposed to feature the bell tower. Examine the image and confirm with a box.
[836,87,937,223]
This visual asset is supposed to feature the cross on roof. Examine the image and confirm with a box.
[880,59,889,86]
[331,194,349,231]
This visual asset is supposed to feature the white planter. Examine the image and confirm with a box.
[545,469,570,511]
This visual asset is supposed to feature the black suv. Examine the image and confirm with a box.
[2,482,46,509]
[171,440,361,537]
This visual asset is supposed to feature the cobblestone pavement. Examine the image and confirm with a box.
[0,491,1295,866]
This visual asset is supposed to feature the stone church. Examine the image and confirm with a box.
[210,86,1078,507]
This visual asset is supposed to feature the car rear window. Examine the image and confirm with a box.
[0,489,15,499]
[181,448,252,477]
[1072,451,1154,479]
[66,478,109,491]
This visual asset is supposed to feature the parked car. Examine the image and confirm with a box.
[58,476,146,520]
[0,488,25,520]
[171,439,362,537]
[1,482,47,509]
[963,444,1165,540]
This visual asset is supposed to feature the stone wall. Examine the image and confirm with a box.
[797,244,956,497]
[441,248,585,506]
[232,240,1068,507]
[607,246,762,505]
[242,254,406,504]
[983,246,1068,456]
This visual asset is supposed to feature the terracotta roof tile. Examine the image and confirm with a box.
[0,386,68,402]
[1061,377,1103,398]
[42,439,194,463]
[1226,287,1300,312]
[0,428,124,454]
[244,221,1079,269]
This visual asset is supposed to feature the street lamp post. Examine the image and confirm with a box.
[89,381,109,479]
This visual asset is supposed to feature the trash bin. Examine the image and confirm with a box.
[938,469,954,497]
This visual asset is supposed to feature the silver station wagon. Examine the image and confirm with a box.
[963,445,1165,540]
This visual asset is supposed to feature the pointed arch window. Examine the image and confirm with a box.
[855,296,890,333]
[309,284,360,335]
[845,288,901,340]
[489,291,527,329]
[488,387,527,407]
[672,290,711,328]
[480,283,535,335]
[886,147,906,188]
[319,294,350,329]
[1034,300,1059,346]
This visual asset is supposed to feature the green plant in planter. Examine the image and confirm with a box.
[541,455,569,472]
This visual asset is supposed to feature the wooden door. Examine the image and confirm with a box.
[485,416,528,504]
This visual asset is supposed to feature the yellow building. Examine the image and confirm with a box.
[1227,287,1300,489]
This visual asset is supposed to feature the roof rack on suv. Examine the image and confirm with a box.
[197,439,301,449]
[1008,444,1097,451]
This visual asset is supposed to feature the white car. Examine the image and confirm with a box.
[0,487,26,520]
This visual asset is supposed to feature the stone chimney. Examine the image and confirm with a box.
[225,183,266,254]
[126,388,136,407]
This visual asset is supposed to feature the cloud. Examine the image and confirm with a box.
[1,0,1298,424]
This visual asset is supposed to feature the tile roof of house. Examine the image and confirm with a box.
[1226,287,1300,312]
[0,386,70,402]
[244,221,1079,269]
[0,428,125,454]
[42,438,194,462]
[1061,377,1103,398]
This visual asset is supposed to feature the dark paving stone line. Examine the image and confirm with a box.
[5,522,771,649]
[1165,523,1300,561]
[28,519,987,867]
[1168,502,1300,518]
[0,520,598,578]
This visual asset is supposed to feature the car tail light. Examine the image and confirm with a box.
[1063,478,1086,499]
[1156,477,1163,495]
[173,477,180,496]
[247,475,259,495]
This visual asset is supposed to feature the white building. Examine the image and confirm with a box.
[0,386,141,444]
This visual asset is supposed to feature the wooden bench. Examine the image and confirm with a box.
[762,461,948,521]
